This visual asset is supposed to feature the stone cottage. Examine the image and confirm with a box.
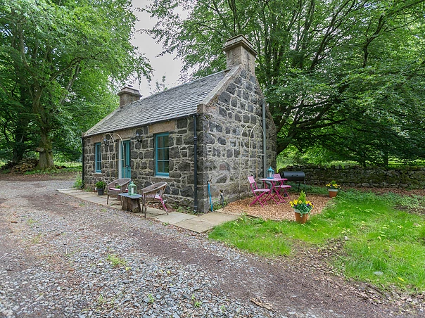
[82,35,276,212]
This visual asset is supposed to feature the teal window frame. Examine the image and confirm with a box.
[95,142,101,173]
[155,133,169,177]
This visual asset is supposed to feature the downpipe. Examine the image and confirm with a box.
[193,114,198,213]
[81,136,85,189]
[262,100,267,177]
[208,179,213,212]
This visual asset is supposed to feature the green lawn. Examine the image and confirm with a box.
[209,190,425,293]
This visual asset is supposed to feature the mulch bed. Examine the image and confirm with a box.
[222,194,332,221]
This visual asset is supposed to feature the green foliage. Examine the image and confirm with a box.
[147,293,155,303]
[23,165,81,175]
[210,191,425,291]
[95,181,106,189]
[0,0,151,167]
[289,191,314,216]
[145,0,425,166]
[209,215,292,256]
[326,181,340,190]
[106,254,127,267]
[174,205,193,213]
[212,200,227,211]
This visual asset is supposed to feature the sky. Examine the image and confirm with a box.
[129,0,184,97]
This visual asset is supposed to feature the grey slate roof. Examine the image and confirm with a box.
[84,71,227,137]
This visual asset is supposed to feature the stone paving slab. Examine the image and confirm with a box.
[197,211,240,223]
[57,189,239,233]
[145,209,168,217]
[177,212,240,233]
[174,218,218,233]
[155,212,196,225]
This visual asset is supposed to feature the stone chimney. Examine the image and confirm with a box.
[223,35,257,75]
[117,85,142,108]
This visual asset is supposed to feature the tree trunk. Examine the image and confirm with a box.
[12,142,26,165]
[11,116,30,165]
[36,129,54,170]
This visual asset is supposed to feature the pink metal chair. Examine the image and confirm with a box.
[248,176,271,207]
[273,173,291,201]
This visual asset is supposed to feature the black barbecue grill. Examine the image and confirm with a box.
[281,171,305,191]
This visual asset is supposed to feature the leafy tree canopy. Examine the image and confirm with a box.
[145,0,425,167]
[0,0,151,167]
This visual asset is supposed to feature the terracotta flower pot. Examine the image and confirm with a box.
[328,189,338,198]
[294,210,309,224]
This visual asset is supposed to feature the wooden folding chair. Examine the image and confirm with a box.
[248,176,271,207]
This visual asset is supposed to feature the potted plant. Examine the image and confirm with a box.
[95,181,106,195]
[326,180,340,198]
[289,191,314,224]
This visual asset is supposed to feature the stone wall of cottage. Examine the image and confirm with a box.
[131,118,197,208]
[197,68,277,212]
[83,120,198,208]
[83,134,118,187]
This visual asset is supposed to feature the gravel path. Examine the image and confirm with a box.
[0,177,421,317]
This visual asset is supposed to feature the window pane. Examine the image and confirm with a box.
[95,143,101,172]
[155,133,169,175]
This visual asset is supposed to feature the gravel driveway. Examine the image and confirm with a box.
[0,176,421,317]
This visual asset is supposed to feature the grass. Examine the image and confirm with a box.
[209,190,425,293]
[31,233,43,244]
[0,159,81,175]
[24,165,81,175]
[106,254,127,267]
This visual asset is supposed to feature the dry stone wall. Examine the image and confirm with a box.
[281,165,425,189]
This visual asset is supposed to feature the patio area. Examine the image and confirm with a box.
[222,194,332,221]
[56,188,240,233]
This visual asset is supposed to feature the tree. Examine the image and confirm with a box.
[145,0,425,166]
[0,0,151,169]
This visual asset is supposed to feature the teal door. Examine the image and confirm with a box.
[121,140,131,178]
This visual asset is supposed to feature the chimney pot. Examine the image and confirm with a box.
[117,86,142,108]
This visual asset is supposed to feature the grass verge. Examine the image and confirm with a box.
[24,165,81,175]
[209,190,425,293]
